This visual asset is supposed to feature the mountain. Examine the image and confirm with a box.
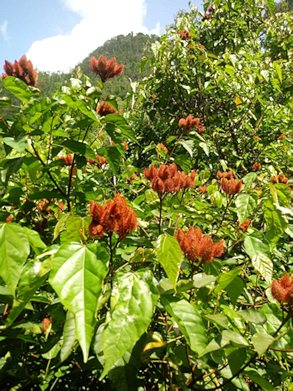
[38,32,159,98]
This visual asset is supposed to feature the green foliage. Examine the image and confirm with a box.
[0,1,292,390]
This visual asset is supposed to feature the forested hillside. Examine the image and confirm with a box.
[37,33,158,98]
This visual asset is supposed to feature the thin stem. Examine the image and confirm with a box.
[158,196,163,235]
[28,141,67,198]
[213,195,234,237]
[67,154,76,212]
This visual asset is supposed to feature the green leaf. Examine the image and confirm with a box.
[104,114,137,142]
[244,370,274,391]
[221,330,249,347]
[22,227,46,255]
[225,276,245,304]
[204,313,230,329]
[2,137,28,152]
[265,0,275,15]
[199,142,209,156]
[103,146,122,175]
[6,258,51,325]
[264,200,287,250]
[56,214,86,243]
[156,234,183,288]
[3,76,33,103]
[1,157,23,186]
[251,331,274,355]
[0,97,11,107]
[62,140,96,160]
[244,231,273,282]
[161,295,207,355]
[238,309,266,324]
[101,272,157,377]
[49,242,109,362]
[193,273,216,288]
[0,223,30,296]
[214,267,242,294]
[60,310,76,362]
[273,62,282,83]
[178,140,194,157]
[235,193,257,223]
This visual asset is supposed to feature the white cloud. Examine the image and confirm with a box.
[0,21,9,41]
[27,0,160,72]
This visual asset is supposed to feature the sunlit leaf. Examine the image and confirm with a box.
[161,295,207,355]
[49,242,109,362]
[156,234,183,288]
[0,223,30,296]
[101,271,157,377]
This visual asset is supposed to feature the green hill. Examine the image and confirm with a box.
[38,32,159,98]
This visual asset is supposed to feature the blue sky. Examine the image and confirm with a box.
[0,0,202,73]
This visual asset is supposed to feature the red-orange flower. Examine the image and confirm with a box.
[271,273,293,305]
[156,143,168,154]
[89,55,124,82]
[175,227,224,264]
[3,55,38,86]
[217,171,234,180]
[178,114,205,132]
[57,153,74,166]
[252,163,262,171]
[220,178,243,195]
[5,215,13,223]
[271,173,288,184]
[144,163,196,195]
[88,194,137,240]
[42,317,53,334]
[96,101,116,116]
[123,141,129,151]
[36,199,51,214]
[198,185,207,193]
[238,219,251,232]
[178,30,191,40]
[278,134,286,140]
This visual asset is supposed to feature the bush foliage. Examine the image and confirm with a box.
[0,0,292,390]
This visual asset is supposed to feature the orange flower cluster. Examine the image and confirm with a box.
[220,178,243,195]
[89,55,124,82]
[278,134,287,140]
[175,227,224,264]
[217,171,234,180]
[178,30,191,40]
[144,163,196,195]
[197,185,207,193]
[198,44,205,50]
[88,154,107,167]
[42,317,53,334]
[178,115,205,132]
[271,273,293,305]
[238,219,251,232]
[96,101,116,116]
[57,153,74,166]
[3,55,38,86]
[88,194,138,240]
[271,173,288,184]
[156,143,168,154]
[123,141,129,151]
[252,163,262,171]
[5,215,13,223]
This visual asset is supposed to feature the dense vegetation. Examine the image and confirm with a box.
[37,33,158,98]
[0,1,292,390]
